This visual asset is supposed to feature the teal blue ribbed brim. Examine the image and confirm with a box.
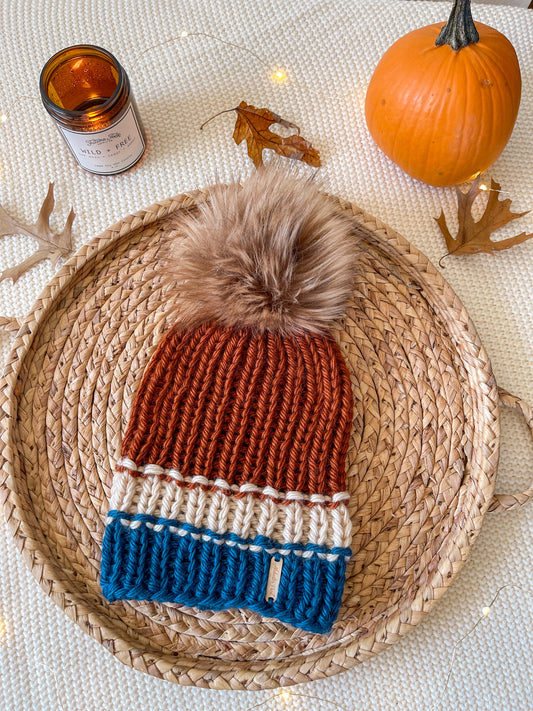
[101,510,351,634]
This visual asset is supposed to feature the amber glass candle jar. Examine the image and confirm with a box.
[40,45,146,175]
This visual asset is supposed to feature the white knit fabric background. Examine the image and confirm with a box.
[0,1,532,708]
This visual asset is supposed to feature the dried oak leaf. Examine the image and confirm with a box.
[202,101,321,168]
[0,183,75,284]
[436,176,533,263]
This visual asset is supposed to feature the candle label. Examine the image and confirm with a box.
[57,103,145,175]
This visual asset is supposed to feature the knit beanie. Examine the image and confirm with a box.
[100,169,357,634]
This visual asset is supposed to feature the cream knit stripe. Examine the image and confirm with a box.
[117,457,350,503]
[109,470,352,550]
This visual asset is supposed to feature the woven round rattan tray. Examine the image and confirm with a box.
[1,188,532,689]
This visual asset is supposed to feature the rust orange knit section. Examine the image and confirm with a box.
[120,323,353,497]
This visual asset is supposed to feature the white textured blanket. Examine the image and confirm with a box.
[0,1,532,709]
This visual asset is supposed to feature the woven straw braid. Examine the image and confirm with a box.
[489,388,533,512]
[0,188,528,688]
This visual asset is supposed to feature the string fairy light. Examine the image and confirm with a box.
[476,180,531,203]
[243,583,533,711]
[128,30,332,96]
[246,689,350,710]
[271,68,288,83]
[133,29,270,71]
[131,30,288,85]
[431,583,533,710]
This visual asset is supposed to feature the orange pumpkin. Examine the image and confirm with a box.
[365,0,521,187]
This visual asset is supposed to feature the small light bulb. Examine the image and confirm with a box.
[479,184,488,191]
[280,691,291,701]
[271,68,287,82]
[180,31,188,37]
[482,606,491,616]
[0,114,7,123]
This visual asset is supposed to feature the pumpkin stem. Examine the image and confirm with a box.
[435,0,479,50]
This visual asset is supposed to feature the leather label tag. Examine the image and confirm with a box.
[265,557,283,602]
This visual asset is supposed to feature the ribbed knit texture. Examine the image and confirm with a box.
[101,322,354,633]
[120,323,353,496]
[101,511,351,633]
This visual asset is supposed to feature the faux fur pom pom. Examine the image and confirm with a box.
[165,169,360,335]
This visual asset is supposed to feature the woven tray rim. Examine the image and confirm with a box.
[0,189,500,688]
